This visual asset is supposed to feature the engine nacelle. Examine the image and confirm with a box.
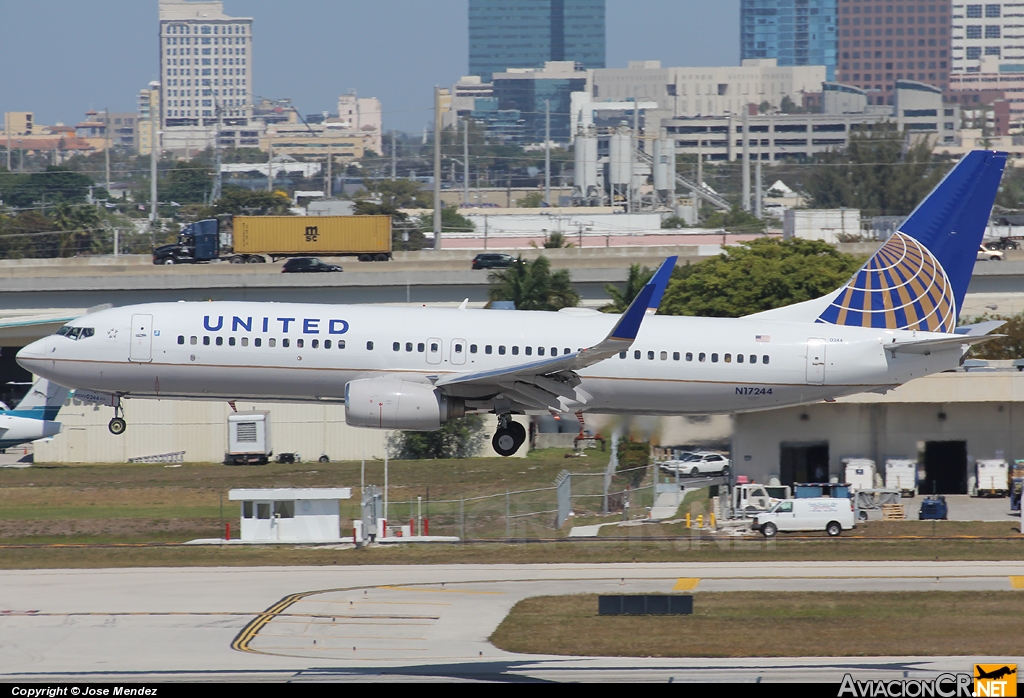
[344,377,464,431]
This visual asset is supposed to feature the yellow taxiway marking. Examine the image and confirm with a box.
[672,578,700,591]
[378,585,504,595]
[1010,576,1024,589]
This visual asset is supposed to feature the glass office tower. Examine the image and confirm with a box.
[741,0,838,81]
[469,0,606,81]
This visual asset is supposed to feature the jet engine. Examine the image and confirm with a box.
[344,377,464,430]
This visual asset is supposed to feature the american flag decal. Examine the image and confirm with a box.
[756,335,771,343]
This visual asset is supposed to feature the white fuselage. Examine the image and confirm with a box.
[16,302,962,417]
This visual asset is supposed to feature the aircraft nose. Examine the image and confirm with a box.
[17,338,51,366]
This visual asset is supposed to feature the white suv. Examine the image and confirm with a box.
[659,452,731,478]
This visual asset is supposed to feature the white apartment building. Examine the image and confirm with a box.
[587,59,827,118]
[159,0,253,129]
[336,93,383,154]
[951,2,1024,72]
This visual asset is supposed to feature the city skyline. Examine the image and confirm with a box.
[0,0,739,134]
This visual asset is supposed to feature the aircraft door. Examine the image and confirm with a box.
[426,338,442,365]
[806,338,826,384]
[451,339,467,365]
[129,314,154,363]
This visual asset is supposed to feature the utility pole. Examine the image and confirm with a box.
[433,86,442,251]
[630,95,640,213]
[6,116,11,171]
[211,102,222,203]
[544,100,551,207]
[391,131,397,179]
[267,142,274,193]
[463,119,469,207]
[325,144,332,198]
[104,108,112,194]
[150,131,160,225]
[741,106,751,212]
[755,153,763,219]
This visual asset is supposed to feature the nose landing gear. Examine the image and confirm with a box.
[492,415,526,457]
[108,398,126,436]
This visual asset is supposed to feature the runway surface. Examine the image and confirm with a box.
[2,561,1023,683]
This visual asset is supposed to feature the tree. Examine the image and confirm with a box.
[417,206,474,233]
[161,161,214,205]
[51,202,101,256]
[964,313,1024,360]
[601,264,654,313]
[702,204,766,232]
[799,123,946,217]
[660,237,863,318]
[213,188,291,216]
[0,167,92,208]
[616,439,650,488]
[516,192,545,208]
[662,215,688,229]
[530,231,572,249]
[488,255,580,311]
[387,415,487,459]
[355,178,430,210]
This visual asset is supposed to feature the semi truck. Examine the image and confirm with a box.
[153,215,392,265]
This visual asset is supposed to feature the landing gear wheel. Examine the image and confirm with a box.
[492,428,519,457]
[509,421,526,445]
[108,417,127,435]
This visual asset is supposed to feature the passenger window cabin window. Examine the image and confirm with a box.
[750,354,757,364]
[525,346,532,356]
[393,342,400,352]
[725,354,732,363]
[648,351,654,360]
[229,337,236,346]
[620,352,627,359]
[661,351,668,361]
[486,345,493,354]
[538,347,545,356]
[367,341,374,350]
[430,342,439,352]
[241,338,249,347]
[634,350,641,360]
[255,338,261,347]
[297,339,304,348]
[311,339,319,349]
[455,344,463,353]
[499,346,506,355]
[203,336,210,346]
[338,340,346,349]
[283,339,290,348]
[216,336,224,346]
[269,339,277,348]
[190,336,197,345]
[564,348,571,355]
[178,336,185,345]
[551,347,557,356]
[405,342,413,352]
[470,344,478,354]
[738,353,744,363]
[418,343,425,352]
[763,355,770,365]
[686,352,693,361]
[324,340,331,349]
[699,352,706,362]
[673,352,680,361]
[512,346,519,355]
[712,353,719,363]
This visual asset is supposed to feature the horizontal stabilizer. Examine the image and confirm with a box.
[954,320,1006,336]
[884,334,1000,356]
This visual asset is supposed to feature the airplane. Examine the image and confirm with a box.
[15,150,1008,457]
[975,666,1017,681]
[0,378,68,450]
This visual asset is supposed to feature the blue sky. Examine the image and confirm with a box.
[0,1,738,132]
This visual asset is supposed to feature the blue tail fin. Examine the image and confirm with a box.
[816,150,1007,332]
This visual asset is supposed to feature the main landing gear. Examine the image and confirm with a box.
[108,398,126,436]
[492,415,526,457]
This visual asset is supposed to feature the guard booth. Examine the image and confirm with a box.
[230,488,352,542]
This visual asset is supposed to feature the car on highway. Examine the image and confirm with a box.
[281,258,343,274]
[472,253,515,270]
[978,245,1005,261]
[659,451,731,478]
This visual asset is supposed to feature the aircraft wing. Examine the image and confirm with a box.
[884,334,1001,356]
[433,257,677,412]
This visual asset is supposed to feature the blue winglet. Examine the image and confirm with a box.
[609,257,677,341]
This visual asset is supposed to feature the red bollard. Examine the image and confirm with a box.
[424,518,429,536]
[410,518,415,535]
[225,522,231,541]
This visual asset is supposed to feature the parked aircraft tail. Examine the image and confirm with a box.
[749,150,1007,331]
[9,378,70,421]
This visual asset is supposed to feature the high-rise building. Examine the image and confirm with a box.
[741,0,838,81]
[138,82,161,156]
[158,0,253,129]
[951,2,1024,72]
[469,0,605,82]
[835,0,952,106]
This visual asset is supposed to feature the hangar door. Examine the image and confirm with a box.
[780,442,830,485]
[922,441,968,495]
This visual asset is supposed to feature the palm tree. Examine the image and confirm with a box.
[487,255,580,311]
[600,264,654,313]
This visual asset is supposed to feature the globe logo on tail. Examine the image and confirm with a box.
[817,232,957,333]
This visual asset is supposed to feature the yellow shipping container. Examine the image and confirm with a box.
[233,216,392,259]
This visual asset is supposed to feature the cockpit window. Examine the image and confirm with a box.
[56,326,94,340]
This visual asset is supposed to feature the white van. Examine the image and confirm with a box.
[751,497,856,537]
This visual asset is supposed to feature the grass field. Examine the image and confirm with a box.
[490,592,1024,657]
[0,449,1020,568]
